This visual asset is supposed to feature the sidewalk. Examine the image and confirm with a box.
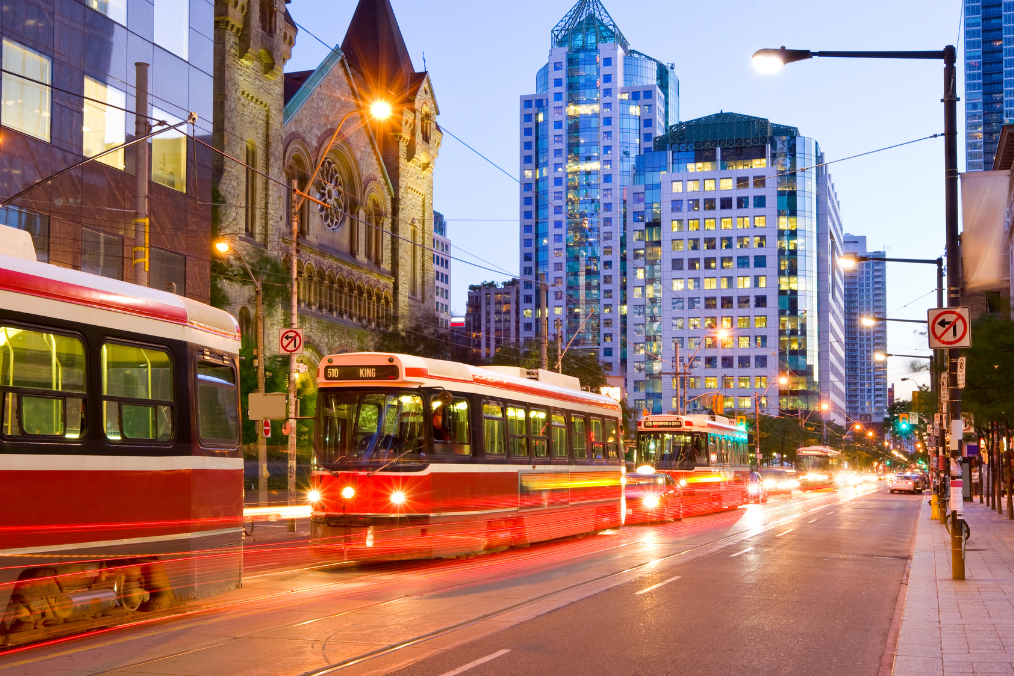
[893,497,1014,675]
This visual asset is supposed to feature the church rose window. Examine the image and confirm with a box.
[317,159,347,231]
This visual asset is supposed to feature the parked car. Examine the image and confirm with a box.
[747,471,768,504]
[761,469,800,495]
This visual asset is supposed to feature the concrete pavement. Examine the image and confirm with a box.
[892,498,1014,676]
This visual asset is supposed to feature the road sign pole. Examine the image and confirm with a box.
[288,180,299,532]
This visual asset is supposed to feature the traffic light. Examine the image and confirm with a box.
[736,415,748,430]
[898,413,910,432]
[712,393,724,414]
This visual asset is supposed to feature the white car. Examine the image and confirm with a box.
[889,475,918,494]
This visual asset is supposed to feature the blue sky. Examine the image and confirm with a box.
[285,0,962,401]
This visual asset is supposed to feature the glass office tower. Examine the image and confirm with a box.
[519,0,677,376]
[964,0,1007,171]
[627,113,845,424]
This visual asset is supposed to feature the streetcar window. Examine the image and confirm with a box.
[507,405,529,458]
[431,397,470,455]
[571,415,587,459]
[551,412,567,459]
[694,435,709,466]
[101,343,173,442]
[483,401,506,455]
[604,420,619,460]
[196,361,238,444]
[315,392,424,464]
[530,408,548,458]
[0,326,86,438]
[590,418,604,460]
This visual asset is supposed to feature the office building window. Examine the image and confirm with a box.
[1,206,50,262]
[154,0,189,60]
[82,76,126,170]
[753,195,766,208]
[2,38,51,142]
[149,247,186,294]
[151,108,187,193]
[81,229,123,280]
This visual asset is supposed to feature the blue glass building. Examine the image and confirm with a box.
[964,0,1008,171]
[518,0,677,376]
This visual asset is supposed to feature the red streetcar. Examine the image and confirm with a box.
[0,228,242,647]
[308,354,625,561]
[634,414,751,517]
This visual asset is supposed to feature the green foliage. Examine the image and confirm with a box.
[374,323,476,364]
[963,316,1014,428]
[237,341,316,457]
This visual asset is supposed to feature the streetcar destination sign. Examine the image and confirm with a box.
[323,365,400,381]
[640,418,683,429]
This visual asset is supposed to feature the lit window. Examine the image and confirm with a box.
[704,219,716,231]
[755,215,767,228]
[721,218,732,230]
[671,240,684,251]
[688,219,700,232]
[2,38,52,142]
[755,316,767,328]
[672,180,683,193]
[672,279,684,291]
[151,108,188,193]
[720,178,733,190]
[704,179,716,191]
[737,276,751,289]
[704,278,716,290]
[687,180,700,192]
[754,275,767,288]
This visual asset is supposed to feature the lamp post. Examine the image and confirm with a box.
[755,45,962,577]
[215,240,268,507]
[283,101,391,531]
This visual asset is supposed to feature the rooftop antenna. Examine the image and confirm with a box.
[422,51,427,71]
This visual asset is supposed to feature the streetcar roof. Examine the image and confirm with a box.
[317,352,622,414]
[797,445,842,457]
[0,250,241,349]
[637,413,743,433]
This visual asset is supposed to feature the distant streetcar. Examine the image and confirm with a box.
[0,227,242,646]
[308,354,625,561]
[634,414,751,517]
[796,446,842,490]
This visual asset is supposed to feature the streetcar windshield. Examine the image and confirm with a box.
[636,432,698,470]
[315,390,425,466]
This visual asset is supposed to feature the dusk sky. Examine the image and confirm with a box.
[285,0,961,400]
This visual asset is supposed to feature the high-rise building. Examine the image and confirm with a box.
[518,0,678,377]
[433,211,452,329]
[964,0,1005,171]
[627,112,845,423]
[843,234,888,423]
[466,280,521,361]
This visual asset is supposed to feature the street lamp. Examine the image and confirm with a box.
[875,352,933,361]
[283,100,391,529]
[214,239,268,507]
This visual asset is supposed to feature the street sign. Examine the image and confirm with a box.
[279,328,304,355]
[927,307,971,349]
[262,419,271,438]
[933,413,942,435]
[248,392,287,420]
[910,412,919,426]
[951,479,963,517]
[962,412,975,434]
[957,356,966,389]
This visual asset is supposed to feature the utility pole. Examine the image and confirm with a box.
[132,62,149,287]
[674,341,681,416]
[755,392,762,466]
[255,277,267,506]
[540,273,548,371]
[287,180,299,532]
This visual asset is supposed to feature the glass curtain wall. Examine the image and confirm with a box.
[774,135,819,412]
[565,31,601,346]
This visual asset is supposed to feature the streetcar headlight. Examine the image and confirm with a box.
[307,489,322,503]
[678,478,688,488]
[748,484,759,494]
[341,486,355,500]
[390,490,406,505]
[642,495,660,509]
[763,479,776,488]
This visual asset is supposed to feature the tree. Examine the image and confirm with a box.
[374,322,477,364]
[491,342,608,392]
[963,316,1014,429]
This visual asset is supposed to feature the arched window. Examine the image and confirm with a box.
[245,141,258,237]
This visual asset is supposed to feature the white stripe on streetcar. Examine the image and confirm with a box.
[730,547,754,557]
[635,576,681,595]
[775,529,793,537]
[807,519,817,523]
[438,649,511,676]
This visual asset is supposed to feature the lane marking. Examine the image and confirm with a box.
[730,547,753,557]
[438,649,511,676]
[775,529,793,537]
[807,519,817,523]
[635,575,682,595]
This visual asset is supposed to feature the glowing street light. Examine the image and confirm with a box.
[860,317,876,327]
[837,255,859,269]
[370,100,393,120]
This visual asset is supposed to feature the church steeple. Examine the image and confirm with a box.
[340,0,419,102]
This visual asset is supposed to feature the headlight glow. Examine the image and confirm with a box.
[763,479,776,488]
[341,486,355,499]
[641,495,660,509]
[748,484,759,494]
[390,490,407,505]
[678,478,688,488]
[636,465,656,475]
[307,489,322,503]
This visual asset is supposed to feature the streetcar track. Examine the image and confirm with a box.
[0,487,875,674]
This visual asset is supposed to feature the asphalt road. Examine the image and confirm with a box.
[390,489,921,676]
[0,485,919,676]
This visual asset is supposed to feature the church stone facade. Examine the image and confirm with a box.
[213,0,441,372]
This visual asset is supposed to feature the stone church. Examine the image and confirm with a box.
[213,0,441,371]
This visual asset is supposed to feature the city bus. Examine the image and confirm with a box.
[635,414,751,517]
